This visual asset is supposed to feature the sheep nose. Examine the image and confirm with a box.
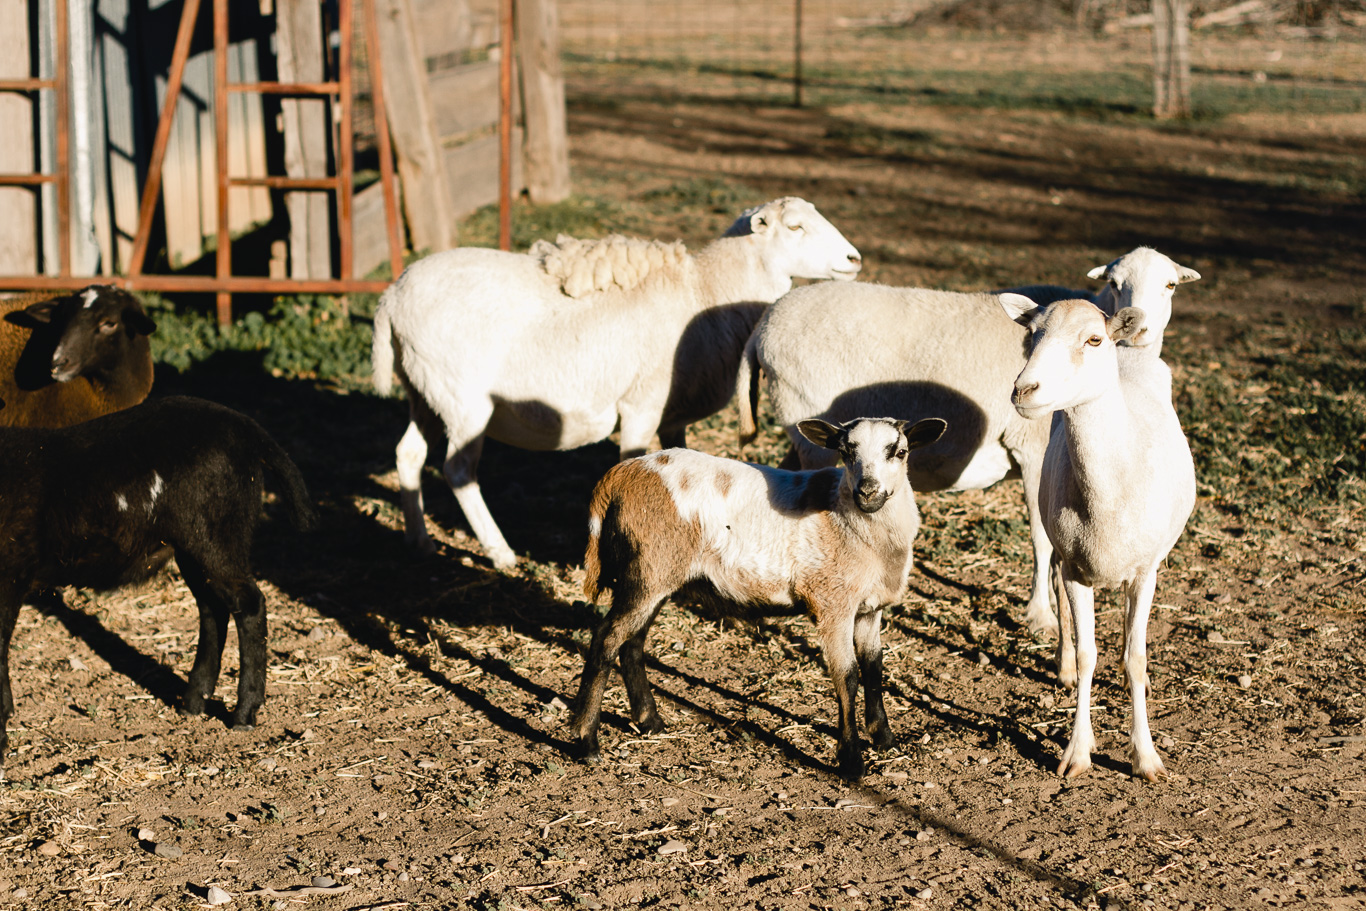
[51,354,69,373]
[1014,382,1039,402]
[847,253,862,267]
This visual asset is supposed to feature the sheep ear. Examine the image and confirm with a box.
[998,292,1040,326]
[749,211,772,234]
[126,310,157,336]
[1175,264,1201,283]
[901,418,947,450]
[23,300,60,324]
[1107,307,1145,342]
[1086,264,1109,280]
[797,419,843,451]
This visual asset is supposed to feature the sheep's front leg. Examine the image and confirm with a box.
[618,405,666,461]
[0,593,21,769]
[853,607,894,751]
[1057,568,1096,778]
[1053,557,1078,689]
[816,608,864,781]
[443,434,517,570]
[1123,569,1166,781]
[1019,457,1060,637]
[570,589,666,762]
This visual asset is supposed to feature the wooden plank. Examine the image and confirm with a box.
[442,127,521,220]
[276,0,332,280]
[0,1,38,276]
[515,0,570,203]
[428,60,503,139]
[375,0,456,253]
[353,178,406,278]
[411,0,474,68]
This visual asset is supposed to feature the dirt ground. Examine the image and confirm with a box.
[3,26,1366,911]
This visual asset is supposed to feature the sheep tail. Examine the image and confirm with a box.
[371,288,396,396]
[258,430,317,533]
[736,331,762,448]
[582,473,619,602]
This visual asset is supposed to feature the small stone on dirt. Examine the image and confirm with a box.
[36,840,60,856]
[205,885,232,905]
[137,827,156,843]
[68,655,86,671]
[657,839,687,855]
[311,876,336,889]
[916,829,933,841]
[1206,630,1226,643]
[1238,674,1253,689]
[308,626,326,642]
[257,757,277,772]
[917,887,934,899]
[382,858,401,871]
[845,885,861,897]
[660,797,679,807]
[153,842,183,859]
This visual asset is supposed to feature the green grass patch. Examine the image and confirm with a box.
[458,195,624,251]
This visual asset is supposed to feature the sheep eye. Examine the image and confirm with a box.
[1109,278,1119,288]
[896,448,908,460]
[1086,335,1103,347]
[1165,281,1176,290]
[99,320,119,333]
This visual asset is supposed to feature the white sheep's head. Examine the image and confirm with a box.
[724,197,862,283]
[1088,246,1200,348]
[999,294,1143,419]
[797,416,946,513]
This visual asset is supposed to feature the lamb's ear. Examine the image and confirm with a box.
[125,308,157,336]
[1086,264,1109,280]
[1107,307,1145,343]
[797,419,844,452]
[22,300,60,324]
[1175,263,1201,283]
[749,210,773,235]
[998,292,1040,327]
[901,418,947,450]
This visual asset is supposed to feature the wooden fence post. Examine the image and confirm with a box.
[516,0,570,204]
[374,0,456,252]
[1152,0,1192,119]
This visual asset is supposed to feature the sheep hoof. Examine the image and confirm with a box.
[1056,747,1092,779]
[1026,609,1060,638]
[837,748,865,783]
[487,547,518,571]
[1130,751,1167,782]
[636,716,666,736]
[869,725,895,752]
[574,742,603,765]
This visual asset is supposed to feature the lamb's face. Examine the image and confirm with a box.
[1088,247,1200,348]
[798,417,945,514]
[743,197,862,282]
[1007,298,1140,418]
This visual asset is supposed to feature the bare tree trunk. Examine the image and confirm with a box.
[1152,0,1192,119]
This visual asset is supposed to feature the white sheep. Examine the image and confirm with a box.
[735,247,1200,637]
[372,197,861,569]
[998,293,1195,781]
[1004,246,1201,355]
[570,416,946,781]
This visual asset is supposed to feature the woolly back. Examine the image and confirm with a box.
[531,233,689,299]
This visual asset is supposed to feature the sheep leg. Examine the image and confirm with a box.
[178,558,268,728]
[619,614,667,735]
[394,386,444,555]
[442,434,517,570]
[816,608,865,781]
[657,426,686,450]
[1019,458,1060,637]
[1124,569,1166,782]
[853,608,894,751]
[570,588,667,762]
[0,592,20,768]
[1057,568,1096,778]
[1053,556,1078,689]
[618,407,665,460]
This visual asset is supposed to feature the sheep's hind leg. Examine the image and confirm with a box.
[178,557,268,728]
[853,608,894,751]
[619,608,667,735]
[1123,570,1166,782]
[0,591,21,767]
[1053,555,1078,689]
[443,432,517,570]
[1019,457,1060,637]
[395,389,443,555]
[570,587,667,762]
[1056,568,1096,778]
